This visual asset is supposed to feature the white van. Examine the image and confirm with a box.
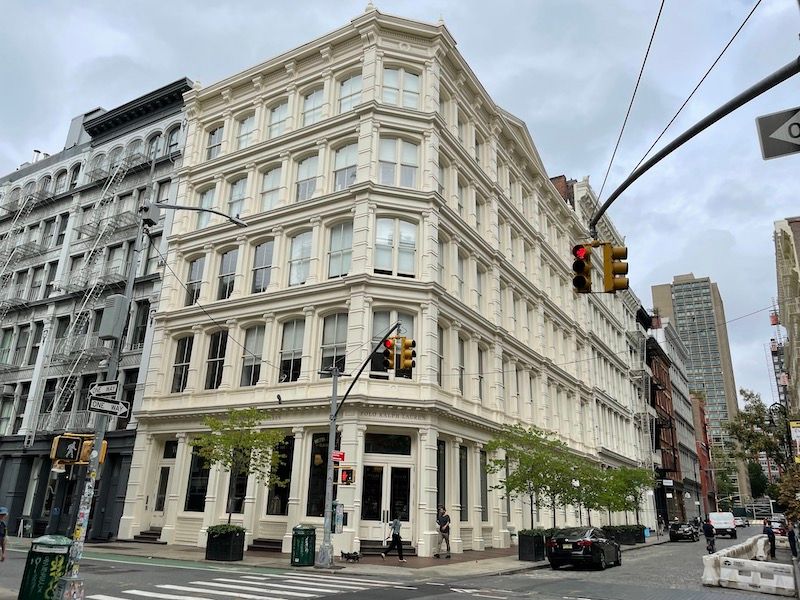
[708,512,737,539]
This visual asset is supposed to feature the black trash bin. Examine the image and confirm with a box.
[291,524,316,566]
[18,534,72,600]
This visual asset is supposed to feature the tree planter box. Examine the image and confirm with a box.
[518,533,546,561]
[206,530,245,561]
[606,527,645,545]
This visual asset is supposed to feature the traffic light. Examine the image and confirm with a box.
[340,467,354,485]
[77,439,108,465]
[382,338,395,370]
[602,244,629,293]
[571,244,593,294]
[50,435,84,461]
[400,338,416,371]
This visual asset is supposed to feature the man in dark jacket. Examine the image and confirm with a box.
[788,522,797,558]
[763,519,776,559]
[702,518,716,554]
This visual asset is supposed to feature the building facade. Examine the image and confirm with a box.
[690,392,716,516]
[118,9,652,556]
[651,318,700,521]
[775,217,800,412]
[652,274,750,504]
[0,79,190,540]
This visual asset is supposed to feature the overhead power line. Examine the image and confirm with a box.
[597,0,666,201]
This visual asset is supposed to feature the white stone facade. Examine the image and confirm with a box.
[120,9,651,555]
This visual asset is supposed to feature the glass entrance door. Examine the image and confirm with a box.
[359,465,411,541]
[151,466,170,527]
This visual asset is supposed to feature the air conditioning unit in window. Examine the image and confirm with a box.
[2,384,15,396]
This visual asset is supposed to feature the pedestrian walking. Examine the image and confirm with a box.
[657,515,665,535]
[702,517,716,554]
[763,519,776,559]
[434,506,451,558]
[381,515,406,562]
[788,522,798,558]
[0,507,7,562]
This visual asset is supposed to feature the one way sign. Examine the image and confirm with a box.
[757,106,800,160]
[88,397,129,418]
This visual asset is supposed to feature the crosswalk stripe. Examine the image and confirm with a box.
[240,576,369,591]
[124,591,211,600]
[277,572,403,586]
[210,579,323,596]
[199,581,330,595]
[158,584,287,600]
[87,595,126,600]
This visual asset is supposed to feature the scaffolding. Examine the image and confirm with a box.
[24,152,147,447]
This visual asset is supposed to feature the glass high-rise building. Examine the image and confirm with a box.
[652,274,751,503]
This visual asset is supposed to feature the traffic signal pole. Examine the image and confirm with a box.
[588,55,800,239]
[316,321,401,568]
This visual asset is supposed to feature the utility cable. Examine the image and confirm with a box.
[597,0,666,200]
[633,0,762,171]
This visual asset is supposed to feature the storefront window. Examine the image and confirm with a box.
[184,447,210,512]
[306,432,340,517]
[459,445,468,521]
[437,440,446,509]
[266,436,294,516]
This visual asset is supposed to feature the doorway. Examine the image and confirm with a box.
[359,464,412,541]
[150,440,177,528]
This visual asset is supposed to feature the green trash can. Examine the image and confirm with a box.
[18,535,72,600]
[291,524,316,566]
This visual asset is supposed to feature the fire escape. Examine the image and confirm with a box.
[24,151,147,447]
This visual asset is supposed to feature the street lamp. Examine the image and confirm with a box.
[56,181,246,598]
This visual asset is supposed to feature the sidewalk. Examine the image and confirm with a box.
[5,533,671,579]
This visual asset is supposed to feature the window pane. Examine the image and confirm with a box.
[379,138,396,162]
[252,240,274,293]
[184,448,210,512]
[328,221,352,278]
[241,325,264,386]
[280,319,304,382]
[261,167,281,210]
[198,188,214,228]
[375,218,393,273]
[288,232,312,286]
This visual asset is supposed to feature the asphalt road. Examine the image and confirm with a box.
[0,526,769,600]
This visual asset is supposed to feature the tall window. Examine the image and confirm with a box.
[55,214,68,245]
[477,347,486,401]
[480,450,488,520]
[236,115,255,150]
[302,88,324,126]
[131,300,150,349]
[436,326,444,386]
[29,267,44,301]
[320,313,347,375]
[266,436,294,515]
[456,253,465,297]
[205,330,228,389]
[171,336,193,393]
[279,319,304,382]
[260,166,281,210]
[206,126,224,159]
[476,266,485,309]
[327,221,352,278]
[197,188,214,228]
[241,325,264,386]
[228,177,246,218]
[296,155,318,201]
[475,196,485,231]
[288,231,312,286]
[374,218,416,277]
[0,330,12,364]
[166,127,180,153]
[184,447,210,512]
[379,138,418,188]
[251,240,273,293]
[186,257,204,305]
[459,445,469,521]
[437,440,446,509]
[217,249,238,300]
[382,67,420,109]
[28,322,43,365]
[69,165,80,189]
[457,181,465,217]
[268,101,289,137]
[339,73,362,112]
[453,337,465,394]
[147,135,161,159]
[333,143,357,191]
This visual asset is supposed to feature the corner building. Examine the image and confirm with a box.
[121,9,649,555]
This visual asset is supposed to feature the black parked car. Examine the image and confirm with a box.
[546,527,622,570]
[669,522,699,542]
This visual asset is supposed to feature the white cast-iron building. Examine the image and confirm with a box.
[119,8,651,556]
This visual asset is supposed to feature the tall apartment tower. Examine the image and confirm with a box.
[652,274,751,504]
[775,217,800,411]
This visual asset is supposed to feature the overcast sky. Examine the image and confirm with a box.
[1,0,798,407]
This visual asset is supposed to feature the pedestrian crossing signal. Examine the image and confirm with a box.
[340,467,354,485]
[50,435,84,461]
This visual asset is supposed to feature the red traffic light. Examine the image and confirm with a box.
[572,245,587,260]
[384,339,394,350]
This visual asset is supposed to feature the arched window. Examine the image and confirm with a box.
[197,187,215,228]
[382,67,420,109]
[328,221,352,278]
[166,127,180,153]
[23,181,35,198]
[240,325,264,387]
[302,88,324,126]
[204,330,228,390]
[375,218,416,278]
[279,319,304,383]
[288,231,312,286]
[171,336,194,393]
[339,73,362,113]
[127,139,143,157]
[228,177,247,217]
[38,175,52,192]
[268,101,288,138]
[333,143,357,191]
[206,126,223,159]
[54,171,68,194]
[379,138,418,188]
[69,164,81,189]
[217,248,238,300]
[260,166,282,211]
[147,134,162,159]
[236,115,255,150]
[108,147,124,170]
[251,240,273,294]
[295,155,318,202]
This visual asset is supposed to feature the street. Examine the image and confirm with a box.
[0,526,768,600]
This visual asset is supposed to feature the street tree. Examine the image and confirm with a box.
[486,425,578,529]
[778,465,800,522]
[191,407,286,524]
[711,447,737,510]
[748,461,769,499]
[613,467,653,524]
[724,389,791,470]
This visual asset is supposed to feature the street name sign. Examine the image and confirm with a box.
[331,450,345,462]
[756,106,800,160]
[88,397,129,418]
[88,381,119,398]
